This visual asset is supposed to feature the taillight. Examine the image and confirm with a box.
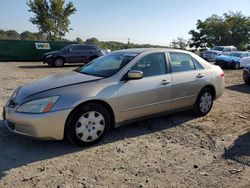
[220,73,224,77]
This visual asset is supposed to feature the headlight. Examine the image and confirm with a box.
[17,96,60,113]
[46,54,53,58]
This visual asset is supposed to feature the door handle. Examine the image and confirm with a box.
[161,79,171,85]
[196,73,204,78]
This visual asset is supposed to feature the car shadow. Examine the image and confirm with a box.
[223,132,250,166]
[226,84,250,94]
[0,112,195,179]
[18,64,83,69]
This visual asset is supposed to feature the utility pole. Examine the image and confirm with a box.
[127,38,130,45]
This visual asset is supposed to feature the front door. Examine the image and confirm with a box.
[118,53,172,123]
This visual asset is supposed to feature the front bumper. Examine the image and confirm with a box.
[43,57,54,64]
[3,106,72,140]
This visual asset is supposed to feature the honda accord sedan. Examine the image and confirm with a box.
[3,48,224,146]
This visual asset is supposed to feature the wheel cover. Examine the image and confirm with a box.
[75,111,105,142]
[55,59,63,66]
[199,92,212,113]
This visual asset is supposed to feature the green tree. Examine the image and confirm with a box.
[75,37,83,43]
[0,30,7,39]
[189,11,250,50]
[27,0,76,40]
[20,31,37,40]
[85,37,99,44]
[5,30,20,40]
[169,37,189,49]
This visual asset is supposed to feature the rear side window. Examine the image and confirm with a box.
[81,46,96,50]
[169,52,195,73]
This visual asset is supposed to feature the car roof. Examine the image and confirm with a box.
[231,51,247,54]
[115,48,190,54]
[70,44,97,47]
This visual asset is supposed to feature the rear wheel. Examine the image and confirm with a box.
[193,88,214,116]
[54,57,64,67]
[65,103,111,146]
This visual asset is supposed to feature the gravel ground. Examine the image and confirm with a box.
[0,62,249,188]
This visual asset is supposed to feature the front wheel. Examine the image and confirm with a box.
[193,88,214,116]
[54,58,64,67]
[244,78,250,85]
[65,103,111,146]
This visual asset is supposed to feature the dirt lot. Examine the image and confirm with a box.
[0,62,249,188]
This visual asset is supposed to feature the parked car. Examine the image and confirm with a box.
[243,64,250,85]
[203,46,237,61]
[215,51,250,69]
[43,44,104,67]
[3,48,224,146]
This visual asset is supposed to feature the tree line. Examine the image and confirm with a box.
[0,30,165,51]
[0,30,46,41]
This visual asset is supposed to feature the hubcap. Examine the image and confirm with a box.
[199,92,212,113]
[75,111,105,142]
[55,59,63,67]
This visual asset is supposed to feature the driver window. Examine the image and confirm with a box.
[131,53,167,77]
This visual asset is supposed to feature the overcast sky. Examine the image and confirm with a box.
[0,0,249,45]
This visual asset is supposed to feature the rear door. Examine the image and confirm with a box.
[118,53,172,122]
[66,45,82,63]
[80,46,94,63]
[168,52,206,109]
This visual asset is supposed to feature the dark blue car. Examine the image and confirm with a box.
[215,52,250,69]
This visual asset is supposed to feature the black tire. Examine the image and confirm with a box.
[244,78,250,85]
[193,87,214,116]
[54,57,65,67]
[234,62,240,70]
[65,103,111,146]
[48,62,55,67]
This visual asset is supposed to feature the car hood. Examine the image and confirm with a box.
[16,71,102,101]
[44,51,59,56]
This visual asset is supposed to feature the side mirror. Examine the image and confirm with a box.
[127,70,143,80]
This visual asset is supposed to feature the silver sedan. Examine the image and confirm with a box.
[3,48,224,146]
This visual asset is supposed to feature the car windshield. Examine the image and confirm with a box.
[211,46,224,51]
[76,52,138,78]
[60,45,71,51]
[230,52,242,57]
